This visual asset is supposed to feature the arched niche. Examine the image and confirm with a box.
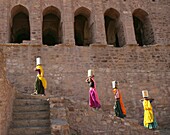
[133,8,155,46]
[74,7,92,46]
[10,5,30,43]
[43,6,61,46]
[104,8,125,47]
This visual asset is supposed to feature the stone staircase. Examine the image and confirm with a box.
[8,93,164,135]
[8,93,51,135]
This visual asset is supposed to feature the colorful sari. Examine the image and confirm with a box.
[34,65,47,94]
[143,99,158,129]
[113,88,126,118]
[88,77,101,109]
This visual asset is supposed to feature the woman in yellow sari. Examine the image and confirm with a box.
[142,90,158,129]
[34,65,47,95]
[32,57,47,96]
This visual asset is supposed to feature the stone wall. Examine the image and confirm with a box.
[0,0,169,134]
[0,50,15,135]
[64,97,160,135]
[0,0,169,45]
[0,44,169,130]
[49,96,160,135]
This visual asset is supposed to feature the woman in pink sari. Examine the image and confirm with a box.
[86,74,101,110]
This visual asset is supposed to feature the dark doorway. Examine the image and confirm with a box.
[11,6,30,43]
[43,7,61,46]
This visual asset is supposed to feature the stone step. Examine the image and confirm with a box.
[14,99,49,106]
[13,111,50,120]
[9,92,51,135]
[11,119,50,128]
[14,104,49,112]
[16,93,49,100]
[9,127,51,135]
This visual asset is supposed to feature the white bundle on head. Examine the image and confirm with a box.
[142,90,149,98]
[36,57,41,65]
[112,81,119,88]
[88,69,94,77]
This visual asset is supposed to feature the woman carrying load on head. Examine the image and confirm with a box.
[112,81,126,118]
[32,57,47,96]
[85,69,101,110]
[141,90,158,129]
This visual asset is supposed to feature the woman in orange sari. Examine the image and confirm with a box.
[112,81,126,118]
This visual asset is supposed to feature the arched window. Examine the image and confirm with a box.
[43,6,61,46]
[74,7,92,46]
[10,5,30,43]
[104,8,125,47]
[133,9,155,46]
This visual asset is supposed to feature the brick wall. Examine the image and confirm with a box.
[0,50,15,135]
[0,44,169,130]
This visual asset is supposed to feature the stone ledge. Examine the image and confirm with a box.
[0,44,169,50]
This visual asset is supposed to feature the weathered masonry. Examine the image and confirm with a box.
[0,0,169,135]
[0,0,169,46]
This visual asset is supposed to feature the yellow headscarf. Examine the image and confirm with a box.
[36,65,47,89]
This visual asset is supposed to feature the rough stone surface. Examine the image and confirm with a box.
[49,97,70,135]
[0,44,169,135]
[50,97,161,135]
[0,0,169,45]
[0,50,15,135]
[0,0,169,134]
